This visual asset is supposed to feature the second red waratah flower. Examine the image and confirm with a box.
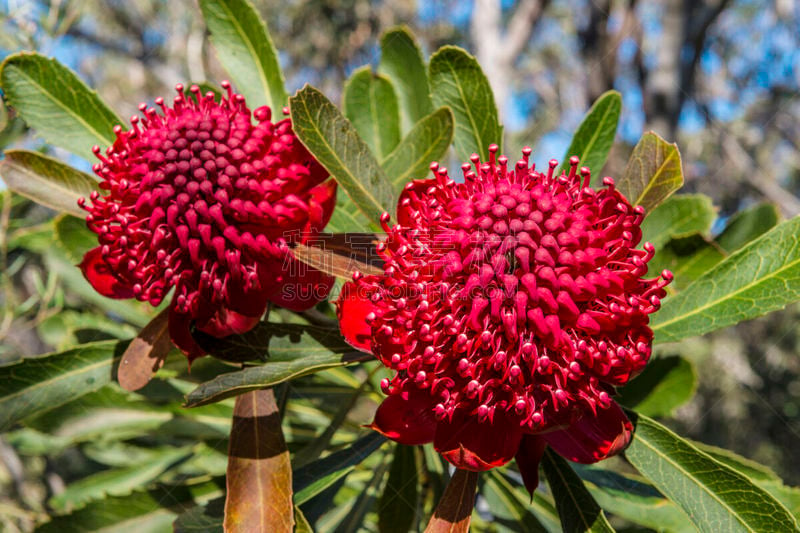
[79,83,336,360]
[337,145,671,491]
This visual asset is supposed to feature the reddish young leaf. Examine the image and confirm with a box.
[293,232,384,280]
[425,469,478,533]
[224,388,293,532]
[117,308,171,391]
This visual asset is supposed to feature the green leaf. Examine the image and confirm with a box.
[184,322,368,407]
[691,442,781,484]
[641,194,716,250]
[378,444,419,533]
[293,432,386,505]
[37,480,223,533]
[560,90,621,182]
[0,94,7,131]
[483,469,551,533]
[54,213,96,263]
[618,131,684,213]
[295,506,313,533]
[624,412,799,532]
[541,450,615,533]
[0,340,126,431]
[293,376,371,467]
[692,443,800,518]
[0,52,122,160]
[335,459,392,532]
[649,233,726,291]
[324,199,374,232]
[173,496,225,533]
[0,150,99,217]
[49,447,191,511]
[342,66,401,160]
[716,203,780,253]
[378,26,434,133]
[428,45,502,162]
[571,464,695,533]
[199,0,287,110]
[652,216,800,343]
[617,355,697,417]
[17,384,183,449]
[382,107,455,191]
[290,85,397,224]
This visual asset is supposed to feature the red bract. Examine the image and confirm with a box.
[337,145,671,489]
[79,83,336,360]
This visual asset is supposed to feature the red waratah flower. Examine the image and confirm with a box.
[337,145,672,491]
[79,82,336,360]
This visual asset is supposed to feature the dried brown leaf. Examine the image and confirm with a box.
[425,469,478,533]
[117,308,171,391]
[293,232,384,280]
[224,388,293,533]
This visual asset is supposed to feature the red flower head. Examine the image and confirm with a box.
[79,83,336,360]
[337,145,671,490]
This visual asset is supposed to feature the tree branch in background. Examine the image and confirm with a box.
[471,0,549,121]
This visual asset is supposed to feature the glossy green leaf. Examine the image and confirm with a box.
[650,233,726,291]
[560,90,621,182]
[0,340,126,431]
[54,213,97,262]
[0,150,99,217]
[625,413,798,532]
[716,203,780,253]
[0,52,122,160]
[618,131,684,213]
[428,45,502,162]
[325,201,373,233]
[295,506,313,533]
[49,447,191,511]
[30,405,171,450]
[293,376,371,467]
[692,443,800,518]
[378,443,419,533]
[184,323,368,407]
[290,85,397,224]
[0,94,7,131]
[572,464,695,533]
[617,355,697,417]
[542,450,615,533]
[383,107,455,190]
[199,0,286,110]
[652,216,800,343]
[331,459,391,532]
[691,442,781,484]
[641,194,716,250]
[379,26,434,133]
[37,480,223,533]
[293,432,386,505]
[483,469,550,533]
[343,66,401,160]
[173,496,225,533]
[82,442,177,468]
[17,384,184,449]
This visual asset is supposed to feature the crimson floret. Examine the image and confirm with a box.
[80,82,336,360]
[337,145,671,491]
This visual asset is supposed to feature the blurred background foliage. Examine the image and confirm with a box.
[1,0,800,531]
